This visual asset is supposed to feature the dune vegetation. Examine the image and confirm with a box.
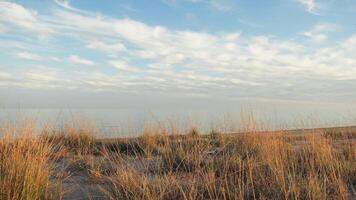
[0,120,355,200]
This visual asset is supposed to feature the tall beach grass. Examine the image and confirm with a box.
[0,122,62,200]
[0,118,354,200]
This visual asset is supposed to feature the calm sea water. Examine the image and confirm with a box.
[1,103,356,137]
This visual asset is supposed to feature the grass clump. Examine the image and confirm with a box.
[99,131,355,200]
[0,120,355,200]
[0,124,62,200]
[41,124,95,155]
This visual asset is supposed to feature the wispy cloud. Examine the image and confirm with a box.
[297,0,319,14]
[0,1,53,37]
[121,4,140,12]
[54,0,92,15]
[0,1,355,102]
[209,0,233,11]
[0,24,6,33]
[16,52,42,61]
[86,40,126,53]
[238,19,264,29]
[68,55,95,66]
[302,23,340,42]
[0,71,12,80]
[163,0,234,12]
[0,67,63,89]
[109,60,139,72]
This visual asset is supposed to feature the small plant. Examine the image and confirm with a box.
[42,127,95,155]
[209,129,225,147]
[187,127,199,137]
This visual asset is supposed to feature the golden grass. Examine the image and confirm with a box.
[0,123,62,200]
[0,120,355,200]
[41,123,95,155]
[99,132,355,200]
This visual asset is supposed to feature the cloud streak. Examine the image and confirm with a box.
[297,0,319,14]
[0,1,355,103]
[0,1,53,37]
[163,0,234,11]
[16,52,42,61]
[302,23,340,42]
[68,55,95,66]
[86,40,126,53]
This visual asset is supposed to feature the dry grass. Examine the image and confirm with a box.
[0,123,62,200]
[98,131,355,200]
[0,121,355,200]
[41,123,96,155]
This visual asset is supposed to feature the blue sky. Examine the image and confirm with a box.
[0,0,356,108]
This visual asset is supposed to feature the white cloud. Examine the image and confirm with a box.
[209,0,233,11]
[297,0,321,14]
[0,67,64,89]
[1,1,356,102]
[54,0,93,15]
[312,24,339,32]
[238,19,264,29]
[302,23,339,43]
[25,70,58,82]
[86,40,126,53]
[108,60,139,72]
[16,52,42,61]
[303,32,327,42]
[162,0,234,11]
[0,2,53,37]
[50,56,60,61]
[0,24,6,33]
[0,71,12,79]
[68,55,95,66]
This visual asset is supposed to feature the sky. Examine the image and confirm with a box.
[0,0,356,109]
